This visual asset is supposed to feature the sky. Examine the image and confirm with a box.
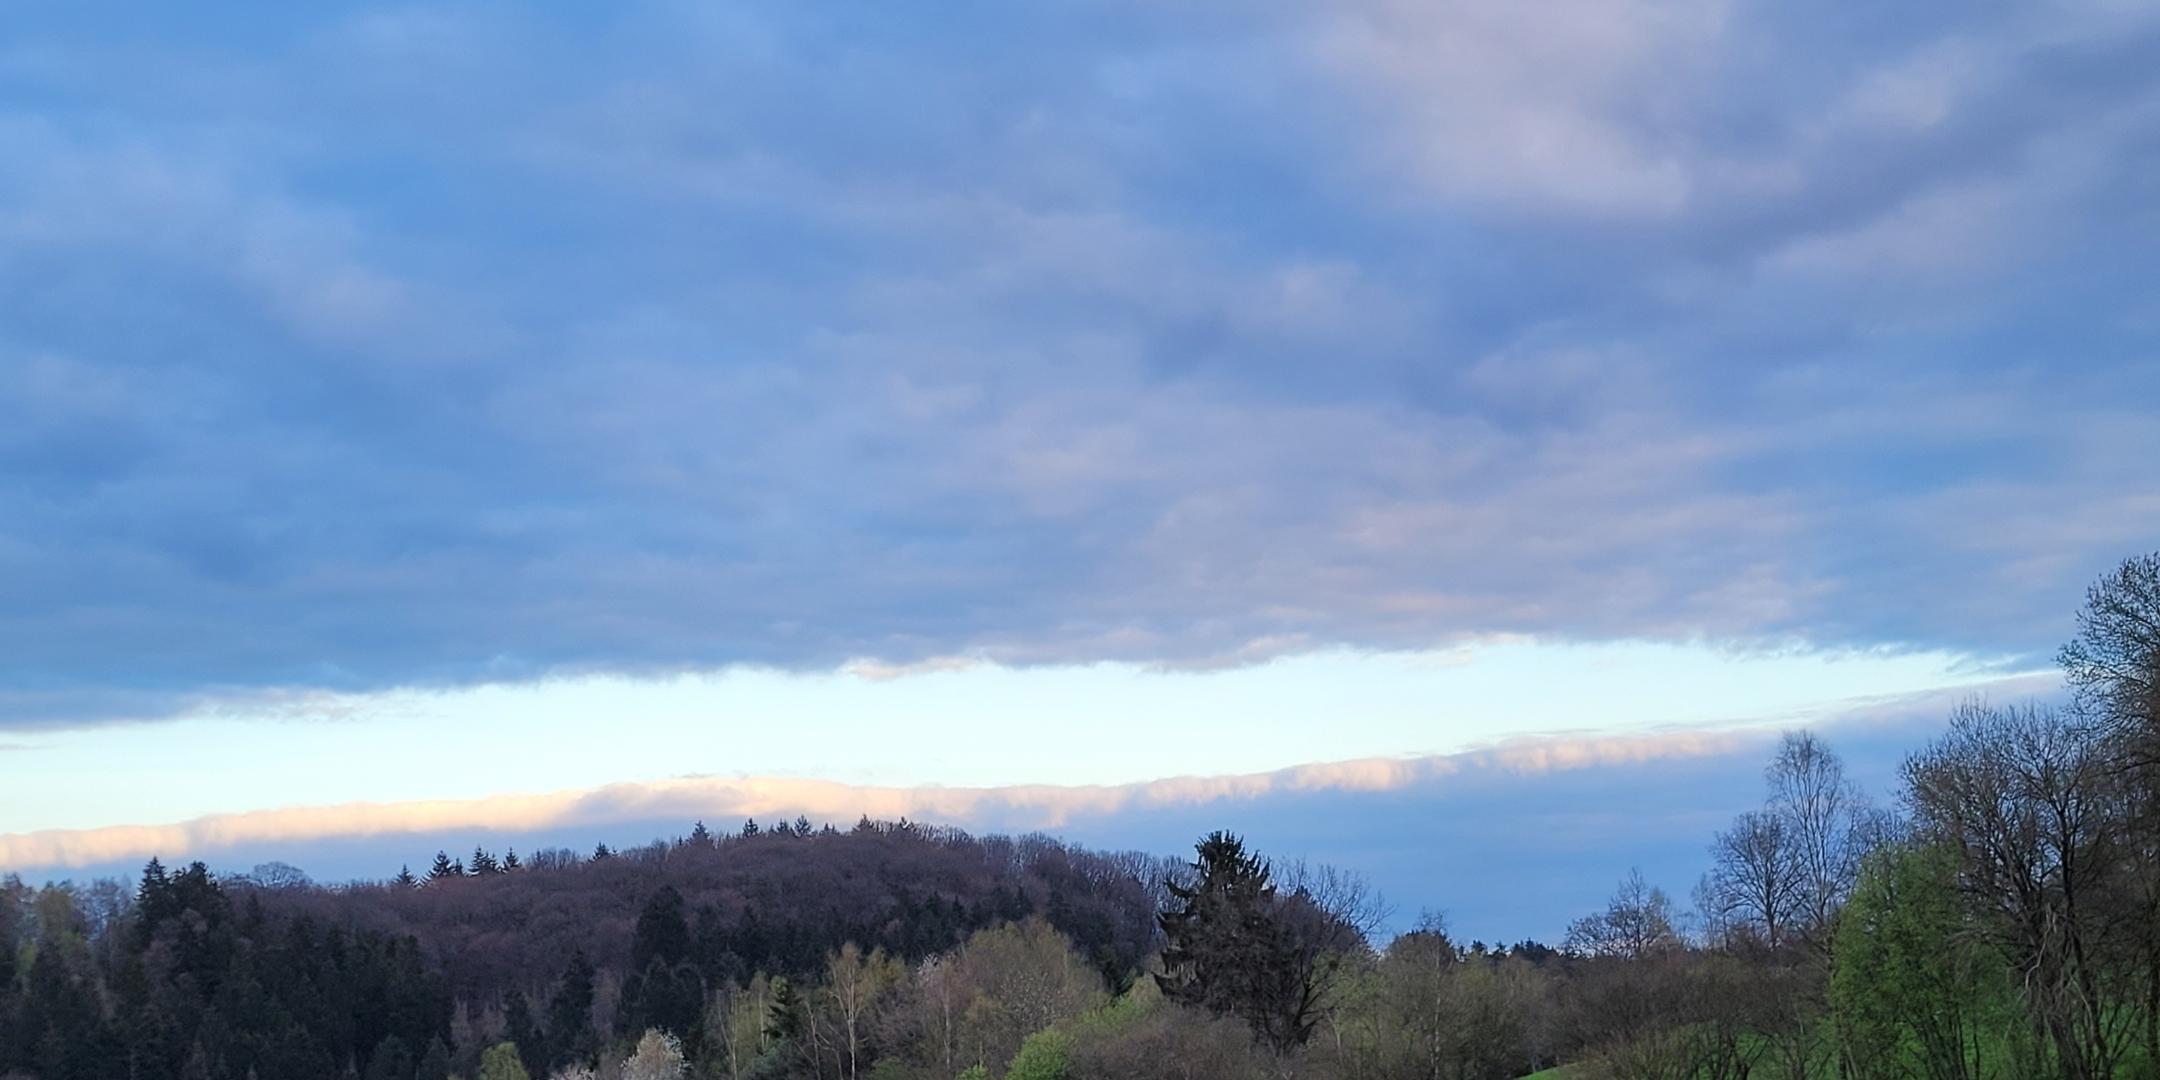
[2,1,2158,941]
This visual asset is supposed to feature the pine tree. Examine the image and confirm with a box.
[136,857,172,922]
[502,848,522,872]
[545,950,597,1070]
[1155,831,1313,1051]
[426,851,462,883]
[592,842,614,861]
[504,990,540,1075]
[471,846,502,876]
[632,887,691,972]
[364,1034,414,1080]
[765,976,805,1042]
[687,821,714,848]
[741,818,761,838]
[392,865,419,889]
[793,815,813,837]
[416,1036,453,1080]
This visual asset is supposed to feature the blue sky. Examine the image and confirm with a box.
[2,1,2157,939]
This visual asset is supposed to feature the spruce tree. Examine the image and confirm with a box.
[504,990,539,1075]
[136,857,172,926]
[765,976,805,1042]
[688,821,714,848]
[392,865,419,889]
[502,848,522,872]
[545,950,597,1070]
[1156,831,1310,1051]
[471,846,501,876]
[364,1034,414,1080]
[632,887,691,972]
[416,1036,453,1080]
[426,851,461,883]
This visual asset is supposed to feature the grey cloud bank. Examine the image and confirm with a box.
[1,1,2157,728]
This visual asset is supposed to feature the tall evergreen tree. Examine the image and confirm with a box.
[501,848,522,872]
[1155,831,1329,1052]
[471,846,502,876]
[632,887,692,972]
[426,851,462,883]
[765,975,805,1042]
[364,1034,414,1080]
[416,1036,453,1080]
[135,857,172,927]
[545,950,597,1070]
[392,865,419,889]
[504,990,539,1075]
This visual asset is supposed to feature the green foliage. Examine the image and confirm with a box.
[1832,843,2021,1080]
[956,1067,990,1080]
[478,1041,531,1080]
[1006,1028,1073,1080]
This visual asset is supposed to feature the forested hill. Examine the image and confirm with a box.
[271,821,1174,1000]
[0,820,1205,1080]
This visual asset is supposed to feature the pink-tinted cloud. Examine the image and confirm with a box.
[0,728,1766,871]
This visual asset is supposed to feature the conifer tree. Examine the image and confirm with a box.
[426,851,462,882]
[1155,830,1325,1052]
[471,846,502,876]
[416,1036,454,1080]
[688,821,714,848]
[136,857,171,918]
[546,950,597,1070]
[765,976,805,1042]
[392,865,419,889]
[504,990,540,1075]
[502,848,522,872]
[364,1034,414,1080]
[632,887,691,972]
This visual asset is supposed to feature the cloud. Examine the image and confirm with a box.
[0,3,2155,729]
[0,728,1771,872]
[1303,0,1728,216]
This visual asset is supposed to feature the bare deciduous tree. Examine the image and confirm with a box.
[1567,870,1682,960]
[1705,810,1804,952]
[1768,731,1875,939]
[2059,551,2160,741]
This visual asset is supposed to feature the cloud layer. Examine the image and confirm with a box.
[2,728,1767,872]
[1,3,2156,727]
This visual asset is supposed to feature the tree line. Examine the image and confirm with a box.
[3,550,2158,1079]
